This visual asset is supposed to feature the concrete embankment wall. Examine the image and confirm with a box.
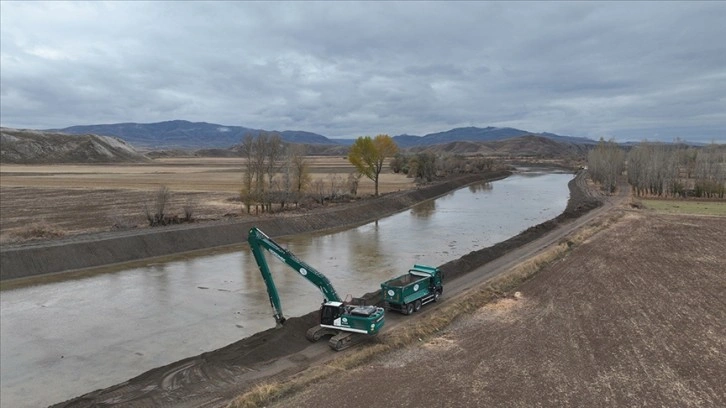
[0,171,510,281]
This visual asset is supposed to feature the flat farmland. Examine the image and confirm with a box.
[270,210,726,407]
[0,157,414,243]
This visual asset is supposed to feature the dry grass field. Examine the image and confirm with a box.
[641,197,726,216]
[0,157,415,244]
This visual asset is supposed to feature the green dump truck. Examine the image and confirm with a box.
[381,264,443,315]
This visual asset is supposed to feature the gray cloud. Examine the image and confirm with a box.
[1,1,724,143]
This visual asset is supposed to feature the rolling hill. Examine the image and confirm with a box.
[408,135,590,158]
[50,120,335,149]
[0,128,150,164]
[390,127,595,148]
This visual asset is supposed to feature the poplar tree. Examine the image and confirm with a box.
[348,134,398,196]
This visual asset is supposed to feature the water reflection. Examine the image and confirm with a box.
[410,199,436,218]
[0,171,572,408]
[468,182,492,193]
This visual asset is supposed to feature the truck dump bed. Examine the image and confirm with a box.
[381,264,442,314]
[385,273,419,287]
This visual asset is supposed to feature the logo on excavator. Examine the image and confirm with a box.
[299,268,308,276]
[413,284,419,291]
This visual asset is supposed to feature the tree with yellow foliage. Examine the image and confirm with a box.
[348,134,398,196]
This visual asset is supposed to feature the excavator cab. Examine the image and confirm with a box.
[320,301,345,326]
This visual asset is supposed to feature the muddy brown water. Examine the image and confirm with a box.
[0,170,571,408]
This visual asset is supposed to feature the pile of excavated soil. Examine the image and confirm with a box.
[52,170,601,408]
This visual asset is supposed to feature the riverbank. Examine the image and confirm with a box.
[1,170,512,281]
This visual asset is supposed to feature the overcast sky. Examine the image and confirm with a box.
[1,1,724,143]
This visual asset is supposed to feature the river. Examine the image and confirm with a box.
[0,169,571,408]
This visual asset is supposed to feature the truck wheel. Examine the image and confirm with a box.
[405,303,414,315]
[414,299,422,312]
[433,290,441,302]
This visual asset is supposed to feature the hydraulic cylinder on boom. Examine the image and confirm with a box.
[247,227,385,351]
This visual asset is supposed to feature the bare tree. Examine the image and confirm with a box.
[328,174,344,200]
[588,138,625,194]
[347,171,362,196]
[183,197,196,222]
[289,144,310,206]
[408,152,437,182]
[239,132,287,214]
[311,179,327,205]
[144,185,171,226]
[263,133,285,212]
[239,133,256,214]
[694,143,726,198]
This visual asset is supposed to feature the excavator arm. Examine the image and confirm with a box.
[247,227,342,325]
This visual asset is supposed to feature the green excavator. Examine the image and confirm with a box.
[247,227,385,351]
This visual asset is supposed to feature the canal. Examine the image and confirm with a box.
[0,169,572,408]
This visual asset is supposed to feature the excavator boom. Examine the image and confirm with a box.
[247,227,384,350]
[247,227,342,324]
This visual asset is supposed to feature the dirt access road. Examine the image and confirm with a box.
[53,173,618,408]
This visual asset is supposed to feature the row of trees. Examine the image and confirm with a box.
[587,139,626,193]
[239,132,399,213]
[238,131,501,213]
[347,134,495,194]
[239,132,311,213]
[390,152,495,182]
[587,138,726,198]
[627,142,725,198]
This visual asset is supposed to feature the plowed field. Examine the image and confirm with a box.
[271,211,726,407]
[0,157,414,243]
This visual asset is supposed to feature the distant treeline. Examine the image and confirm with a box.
[588,139,725,198]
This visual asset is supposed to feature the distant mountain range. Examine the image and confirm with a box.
[50,120,333,149]
[391,127,594,147]
[2,126,591,164]
[49,120,596,149]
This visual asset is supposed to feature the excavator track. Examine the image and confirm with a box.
[305,325,338,342]
[328,331,356,351]
[328,331,375,351]
[306,326,371,351]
